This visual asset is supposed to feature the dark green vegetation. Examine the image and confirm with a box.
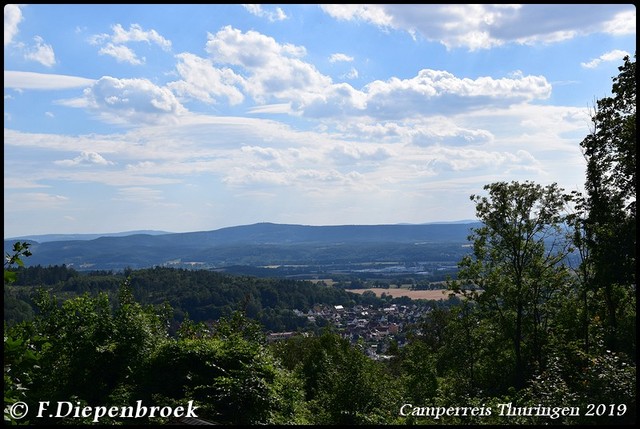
[4,55,635,425]
[4,264,414,331]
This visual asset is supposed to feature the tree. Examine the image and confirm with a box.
[578,53,636,354]
[450,181,573,389]
[142,311,307,425]
[272,330,403,424]
[4,242,37,425]
[4,242,32,285]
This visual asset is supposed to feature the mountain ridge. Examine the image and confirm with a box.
[4,221,481,272]
[4,230,173,243]
[4,220,478,243]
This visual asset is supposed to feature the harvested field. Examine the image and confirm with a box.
[345,288,459,301]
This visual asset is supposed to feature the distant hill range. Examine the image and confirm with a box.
[4,222,480,272]
[6,230,172,243]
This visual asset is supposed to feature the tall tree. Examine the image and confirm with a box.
[450,181,573,389]
[579,53,636,353]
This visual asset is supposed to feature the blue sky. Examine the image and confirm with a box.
[4,4,636,237]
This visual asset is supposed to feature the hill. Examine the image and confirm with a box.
[3,222,479,272]
[5,230,172,243]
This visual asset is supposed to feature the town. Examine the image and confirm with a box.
[268,298,458,360]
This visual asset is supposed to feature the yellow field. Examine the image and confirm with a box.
[345,288,459,301]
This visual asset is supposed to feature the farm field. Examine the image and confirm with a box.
[345,288,458,301]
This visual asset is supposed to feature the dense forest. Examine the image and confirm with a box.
[5,264,447,332]
[4,54,635,425]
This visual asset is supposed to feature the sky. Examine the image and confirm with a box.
[3,4,636,238]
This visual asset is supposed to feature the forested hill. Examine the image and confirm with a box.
[3,222,480,271]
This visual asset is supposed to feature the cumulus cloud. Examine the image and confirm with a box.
[168,53,245,105]
[110,23,171,49]
[242,4,287,22]
[91,23,171,49]
[321,4,635,50]
[24,35,56,67]
[205,26,331,104]
[90,23,171,65]
[198,27,550,120]
[79,76,187,125]
[321,4,393,27]
[98,43,143,65]
[54,151,114,166]
[581,49,631,69]
[147,26,554,122]
[362,69,551,118]
[302,68,550,119]
[4,4,23,46]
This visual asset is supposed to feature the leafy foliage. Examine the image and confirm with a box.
[449,180,574,389]
[578,52,636,355]
[4,242,32,285]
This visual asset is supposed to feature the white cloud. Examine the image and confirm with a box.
[602,9,636,35]
[205,26,331,104]
[302,69,551,120]
[24,35,56,67]
[200,27,550,120]
[79,76,187,125]
[321,4,393,27]
[168,53,245,105]
[362,69,551,117]
[329,53,354,63]
[99,43,143,65]
[4,71,95,90]
[207,25,307,66]
[321,4,636,50]
[110,23,171,49]
[92,23,171,50]
[89,23,171,65]
[54,151,114,166]
[4,4,23,46]
[332,117,494,147]
[242,4,287,22]
[581,49,631,69]
[5,8,56,67]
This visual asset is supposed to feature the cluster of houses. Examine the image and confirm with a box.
[267,302,434,360]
